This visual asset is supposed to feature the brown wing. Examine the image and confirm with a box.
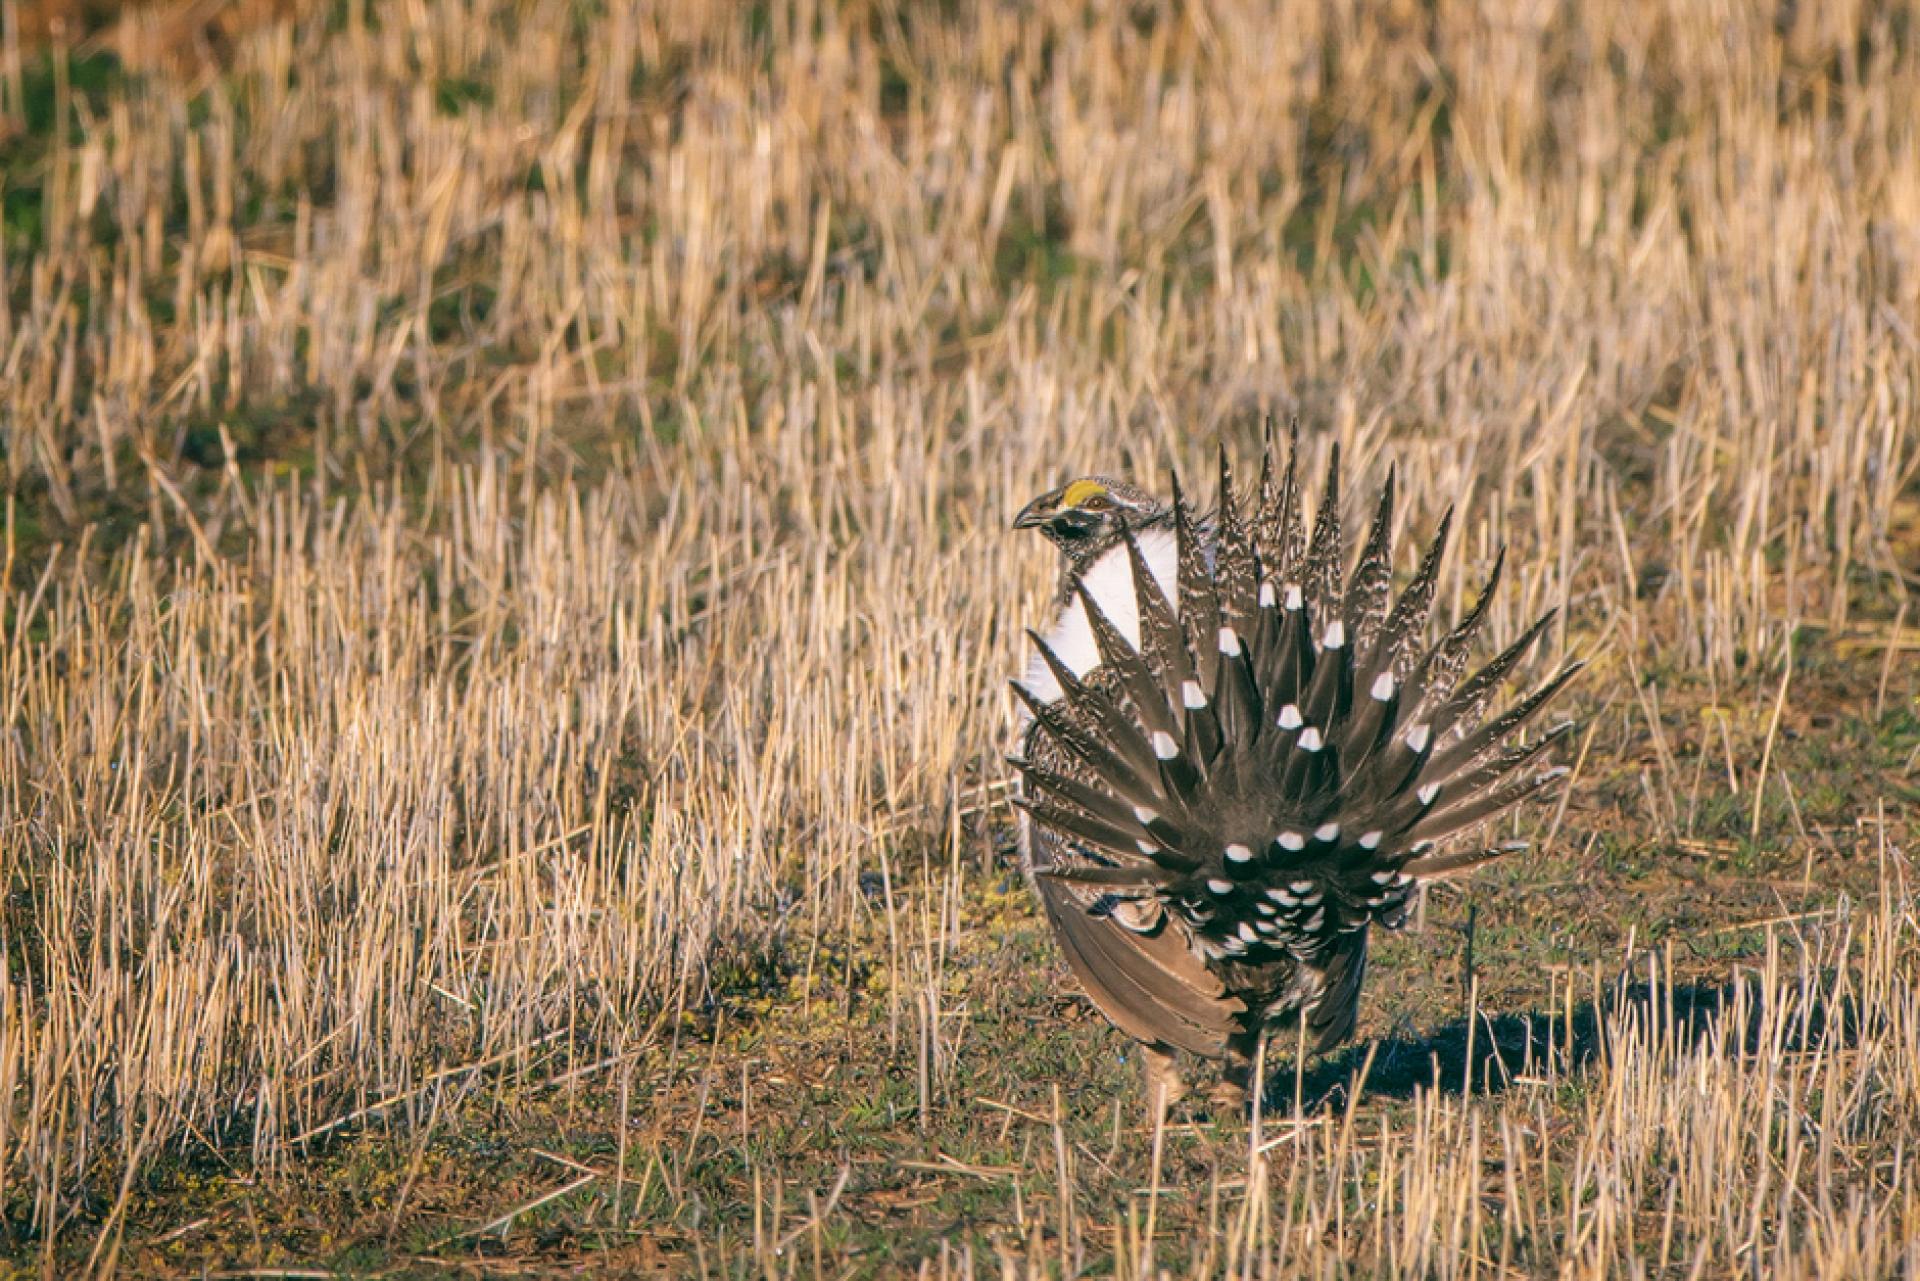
[1019,664,1246,1057]
[1028,840,1244,1057]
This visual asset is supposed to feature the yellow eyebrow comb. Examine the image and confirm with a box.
[1061,479,1109,508]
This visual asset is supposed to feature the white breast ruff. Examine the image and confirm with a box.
[1022,527,1180,704]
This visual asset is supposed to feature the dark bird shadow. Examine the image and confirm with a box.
[1254,970,1854,1115]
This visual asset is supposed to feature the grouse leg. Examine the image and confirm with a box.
[1142,1044,1188,1116]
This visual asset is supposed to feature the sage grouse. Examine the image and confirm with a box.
[1009,438,1577,1107]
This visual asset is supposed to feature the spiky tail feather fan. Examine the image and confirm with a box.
[1012,438,1578,1042]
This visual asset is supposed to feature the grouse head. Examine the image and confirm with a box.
[1013,476,1166,564]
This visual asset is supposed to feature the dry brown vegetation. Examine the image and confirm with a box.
[2,0,1919,1274]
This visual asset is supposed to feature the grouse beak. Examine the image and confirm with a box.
[1013,490,1062,530]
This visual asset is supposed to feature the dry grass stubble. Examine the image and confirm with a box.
[1,0,1918,1272]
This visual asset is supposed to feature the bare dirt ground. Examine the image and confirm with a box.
[2,1,1917,1275]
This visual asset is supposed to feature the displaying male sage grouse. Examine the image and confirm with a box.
[1009,436,1578,1109]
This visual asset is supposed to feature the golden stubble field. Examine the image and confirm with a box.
[1,0,1918,1274]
